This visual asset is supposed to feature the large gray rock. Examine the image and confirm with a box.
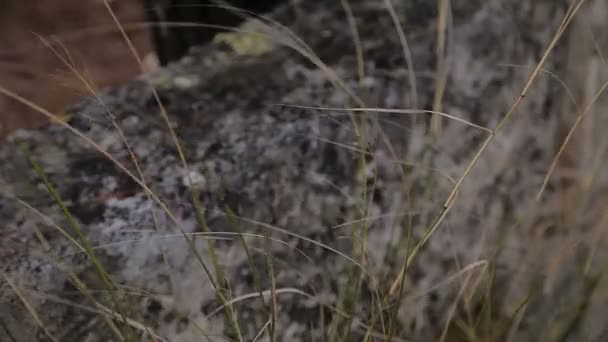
[3,0,603,341]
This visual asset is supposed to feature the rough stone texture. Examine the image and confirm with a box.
[2,0,607,341]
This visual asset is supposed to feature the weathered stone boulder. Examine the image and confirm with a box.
[3,0,605,341]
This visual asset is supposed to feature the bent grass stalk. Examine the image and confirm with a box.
[27,153,137,340]
[387,0,586,296]
[31,228,142,341]
[106,1,246,338]
[36,32,180,297]
[0,318,18,342]
[1,6,368,342]
[1,1,594,340]
[1,274,59,342]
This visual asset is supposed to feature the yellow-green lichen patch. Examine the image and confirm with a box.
[213,20,276,57]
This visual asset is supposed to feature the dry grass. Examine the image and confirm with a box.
[2,0,608,341]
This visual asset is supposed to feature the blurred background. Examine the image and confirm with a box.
[0,0,152,138]
[0,0,280,139]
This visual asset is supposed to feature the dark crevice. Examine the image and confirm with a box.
[141,0,285,65]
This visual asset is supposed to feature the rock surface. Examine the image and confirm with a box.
[2,0,605,341]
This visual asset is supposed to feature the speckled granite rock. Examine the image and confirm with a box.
[4,0,602,341]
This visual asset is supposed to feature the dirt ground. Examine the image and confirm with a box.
[0,0,152,138]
